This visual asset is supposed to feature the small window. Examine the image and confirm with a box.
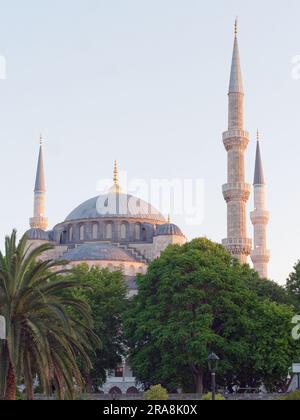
[142,227,147,241]
[134,223,141,241]
[106,223,113,239]
[92,224,98,240]
[69,227,73,242]
[79,225,85,241]
[120,223,127,240]
[115,366,124,378]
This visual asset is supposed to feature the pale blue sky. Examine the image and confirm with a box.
[0,0,299,284]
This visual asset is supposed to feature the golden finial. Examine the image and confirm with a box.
[257,129,260,142]
[113,160,119,185]
[39,134,43,146]
[167,214,171,224]
[234,17,238,36]
[109,161,122,193]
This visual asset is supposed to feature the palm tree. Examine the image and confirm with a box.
[0,230,100,400]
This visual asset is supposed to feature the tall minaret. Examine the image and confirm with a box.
[29,135,48,231]
[250,132,270,278]
[222,20,252,264]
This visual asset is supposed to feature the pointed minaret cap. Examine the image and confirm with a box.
[254,131,265,185]
[229,18,244,94]
[34,134,46,192]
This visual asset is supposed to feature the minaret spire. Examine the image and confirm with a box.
[253,131,265,185]
[234,17,238,36]
[29,135,48,230]
[222,20,252,264]
[251,132,270,278]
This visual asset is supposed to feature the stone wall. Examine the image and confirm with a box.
[34,393,286,401]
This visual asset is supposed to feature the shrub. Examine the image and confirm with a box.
[278,391,300,400]
[144,385,168,401]
[202,392,225,401]
[16,388,25,401]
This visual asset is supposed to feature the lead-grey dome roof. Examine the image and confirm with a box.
[65,192,166,223]
[155,223,184,237]
[26,228,50,241]
[62,243,142,263]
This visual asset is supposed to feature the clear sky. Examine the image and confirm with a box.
[0,0,299,284]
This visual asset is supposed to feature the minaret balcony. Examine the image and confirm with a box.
[223,130,249,151]
[222,238,252,256]
[250,210,270,225]
[29,216,49,231]
[222,183,251,203]
[251,248,270,263]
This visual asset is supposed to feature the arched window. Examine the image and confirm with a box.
[60,230,67,244]
[69,226,73,242]
[120,223,127,240]
[105,223,113,240]
[92,223,98,240]
[134,223,141,241]
[109,387,122,396]
[127,387,139,395]
[142,227,147,241]
[129,265,135,276]
[79,225,85,241]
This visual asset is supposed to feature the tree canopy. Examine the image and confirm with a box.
[0,231,99,400]
[124,238,300,393]
[67,264,128,391]
[286,260,300,311]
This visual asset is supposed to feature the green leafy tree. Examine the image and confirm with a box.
[0,231,99,400]
[67,264,128,391]
[286,261,300,310]
[124,238,300,393]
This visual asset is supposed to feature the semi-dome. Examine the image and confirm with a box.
[62,243,143,263]
[26,228,50,241]
[65,192,166,223]
[155,223,184,237]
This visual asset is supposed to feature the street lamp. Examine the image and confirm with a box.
[208,352,220,401]
[0,316,5,340]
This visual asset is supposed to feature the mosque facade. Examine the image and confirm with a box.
[24,21,270,395]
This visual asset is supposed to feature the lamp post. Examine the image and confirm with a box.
[208,352,220,401]
[0,316,5,340]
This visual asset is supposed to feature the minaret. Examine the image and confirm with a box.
[29,135,48,230]
[250,132,270,278]
[222,19,252,263]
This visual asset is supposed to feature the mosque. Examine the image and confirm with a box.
[24,21,270,395]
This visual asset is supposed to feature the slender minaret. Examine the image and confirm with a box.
[222,19,252,263]
[251,132,270,278]
[29,135,48,230]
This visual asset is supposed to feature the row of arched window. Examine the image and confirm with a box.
[64,221,147,243]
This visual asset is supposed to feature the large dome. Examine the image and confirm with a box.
[65,192,166,223]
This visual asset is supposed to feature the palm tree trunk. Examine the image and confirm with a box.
[5,358,16,400]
